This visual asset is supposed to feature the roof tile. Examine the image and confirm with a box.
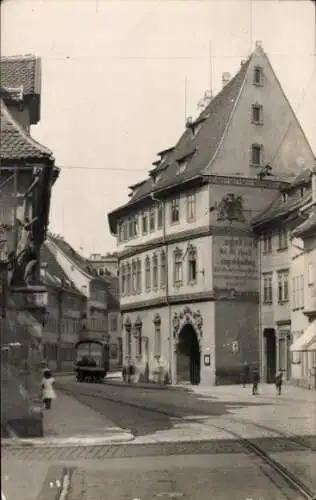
[0,99,54,163]
[0,55,39,95]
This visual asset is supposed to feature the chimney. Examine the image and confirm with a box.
[222,72,231,88]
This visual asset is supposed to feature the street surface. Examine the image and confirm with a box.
[2,378,316,500]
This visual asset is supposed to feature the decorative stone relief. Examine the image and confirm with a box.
[172,306,203,346]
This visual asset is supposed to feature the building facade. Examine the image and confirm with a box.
[0,54,58,434]
[40,243,86,373]
[108,43,315,386]
[289,173,316,388]
[89,253,118,277]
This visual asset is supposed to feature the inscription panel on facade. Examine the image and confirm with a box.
[213,235,258,292]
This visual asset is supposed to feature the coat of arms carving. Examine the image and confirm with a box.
[216,193,245,223]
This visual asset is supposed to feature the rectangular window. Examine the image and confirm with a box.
[308,262,314,286]
[126,264,131,295]
[123,221,128,241]
[277,271,289,302]
[131,261,137,294]
[126,330,132,358]
[157,204,163,229]
[186,193,196,222]
[160,251,166,289]
[128,217,134,239]
[170,197,180,224]
[292,277,296,309]
[174,250,183,285]
[152,255,158,289]
[252,104,263,124]
[136,260,141,293]
[251,144,263,166]
[145,258,151,290]
[278,228,288,250]
[188,248,197,283]
[149,207,155,232]
[253,66,263,85]
[142,211,148,235]
[262,233,272,254]
[263,273,273,303]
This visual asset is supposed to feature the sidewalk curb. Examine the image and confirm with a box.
[103,380,186,391]
[1,431,135,448]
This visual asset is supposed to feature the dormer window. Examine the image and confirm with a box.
[251,144,264,167]
[176,162,187,175]
[253,66,263,86]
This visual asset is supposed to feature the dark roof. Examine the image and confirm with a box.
[252,168,314,226]
[40,244,83,294]
[108,56,251,220]
[253,190,312,226]
[292,211,316,237]
[0,54,40,95]
[0,99,54,163]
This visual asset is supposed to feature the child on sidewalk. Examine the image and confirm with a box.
[41,369,56,409]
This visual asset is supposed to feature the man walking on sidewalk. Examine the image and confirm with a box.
[275,369,283,395]
[252,367,260,395]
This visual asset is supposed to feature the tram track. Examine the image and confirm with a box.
[59,385,316,500]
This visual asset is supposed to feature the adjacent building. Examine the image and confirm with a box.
[108,42,315,386]
[253,168,315,385]
[0,54,58,434]
[89,252,118,277]
[40,243,86,373]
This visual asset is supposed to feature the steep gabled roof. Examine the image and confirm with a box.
[0,54,40,95]
[0,99,54,163]
[108,56,251,220]
[292,211,316,238]
[40,243,83,295]
[49,236,99,278]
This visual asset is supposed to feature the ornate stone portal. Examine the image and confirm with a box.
[172,305,203,349]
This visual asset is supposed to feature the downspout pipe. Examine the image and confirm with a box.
[150,193,173,384]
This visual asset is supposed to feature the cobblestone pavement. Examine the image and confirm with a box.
[65,454,301,500]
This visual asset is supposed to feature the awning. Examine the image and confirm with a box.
[290,321,316,352]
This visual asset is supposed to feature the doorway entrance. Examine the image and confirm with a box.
[176,324,200,385]
[264,329,276,383]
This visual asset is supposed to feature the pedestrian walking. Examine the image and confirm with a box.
[252,367,260,395]
[275,369,283,395]
[241,361,250,388]
[41,369,56,409]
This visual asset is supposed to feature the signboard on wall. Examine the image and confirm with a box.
[213,235,258,292]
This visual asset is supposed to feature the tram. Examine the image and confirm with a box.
[74,338,109,383]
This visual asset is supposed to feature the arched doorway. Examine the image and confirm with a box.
[177,324,201,385]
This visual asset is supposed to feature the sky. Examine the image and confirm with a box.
[1,0,316,256]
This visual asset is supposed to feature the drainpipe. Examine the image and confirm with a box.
[56,287,63,372]
[151,193,173,384]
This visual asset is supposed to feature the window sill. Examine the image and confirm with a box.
[263,301,273,305]
[262,251,272,255]
[173,282,183,288]
[188,280,197,286]
[251,120,264,126]
[253,82,264,87]
[170,220,180,226]
[250,163,262,168]
[187,217,196,223]
[278,300,289,305]
[277,247,288,252]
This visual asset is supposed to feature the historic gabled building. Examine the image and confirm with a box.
[0,54,58,435]
[108,42,315,386]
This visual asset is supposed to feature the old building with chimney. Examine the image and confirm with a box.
[108,42,315,387]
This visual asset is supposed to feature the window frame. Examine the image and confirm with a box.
[170,197,180,225]
[145,256,151,291]
[188,246,197,284]
[251,104,263,125]
[149,207,156,232]
[251,143,263,167]
[263,272,273,304]
[186,193,196,222]
[142,210,148,235]
[152,253,158,289]
[277,227,288,250]
[277,270,289,303]
[173,248,183,285]
[262,233,272,254]
[253,66,264,86]
[160,250,166,289]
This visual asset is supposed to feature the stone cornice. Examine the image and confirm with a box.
[118,225,255,260]
[204,174,288,190]
[120,289,259,312]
